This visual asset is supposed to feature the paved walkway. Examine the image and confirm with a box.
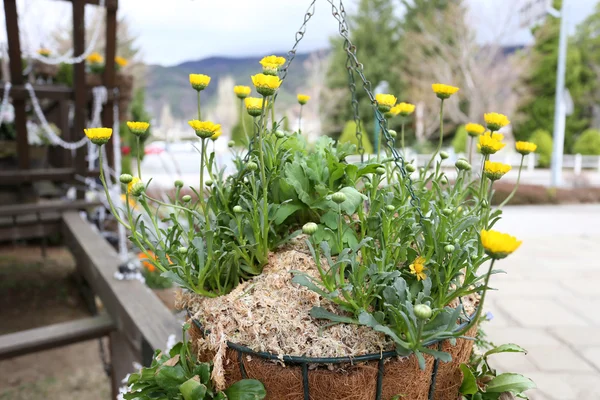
[485,204,600,400]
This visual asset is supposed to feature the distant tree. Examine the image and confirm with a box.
[451,125,468,153]
[338,120,374,154]
[514,0,591,153]
[321,0,403,140]
[529,129,553,167]
[573,129,600,155]
[575,1,600,129]
[398,0,525,146]
[231,108,255,146]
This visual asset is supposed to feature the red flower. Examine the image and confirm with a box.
[121,145,131,155]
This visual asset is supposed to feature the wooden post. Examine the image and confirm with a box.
[103,0,118,172]
[3,0,29,170]
[73,0,87,198]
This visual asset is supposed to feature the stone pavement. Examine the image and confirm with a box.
[484,204,600,400]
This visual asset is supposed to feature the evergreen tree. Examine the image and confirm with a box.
[514,0,590,152]
[231,106,255,146]
[321,0,403,140]
[576,1,600,129]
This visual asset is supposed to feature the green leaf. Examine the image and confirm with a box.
[155,365,187,391]
[484,344,527,358]
[485,373,536,394]
[180,377,207,400]
[272,203,303,225]
[309,307,357,324]
[223,379,267,400]
[420,347,452,363]
[291,275,329,298]
[459,364,478,395]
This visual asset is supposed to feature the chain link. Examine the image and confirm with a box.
[327,0,424,220]
[335,2,365,161]
[241,0,317,164]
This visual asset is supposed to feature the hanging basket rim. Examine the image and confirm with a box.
[187,308,477,365]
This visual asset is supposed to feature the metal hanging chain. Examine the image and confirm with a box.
[334,2,365,161]
[242,0,317,163]
[327,0,424,220]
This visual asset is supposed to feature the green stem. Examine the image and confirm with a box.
[197,91,202,120]
[98,148,131,230]
[258,97,269,251]
[240,99,249,144]
[499,155,525,209]
[479,154,489,200]
[298,105,303,134]
[199,139,207,219]
[456,259,495,336]
[401,120,406,155]
[468,135,474,165]
[337,203,344,254]
[270,96,275,129]
[425,99,445,171]
[136,136,142,180]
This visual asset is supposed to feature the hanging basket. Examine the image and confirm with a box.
[188,316,476,400]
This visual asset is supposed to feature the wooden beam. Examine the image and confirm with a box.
[0,219,61,241]
[4,0,29,170]
[0,200,102,217]
[0,314,115,360]
[0,168,76,185]
[103,1,118,171]
[73,0,87,198]
[61,211,181,354]
[0,84,73,100]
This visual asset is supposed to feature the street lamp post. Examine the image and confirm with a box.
[550,0,568,187]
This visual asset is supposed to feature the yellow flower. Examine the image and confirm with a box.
[188,120,221,139]
[484,113,510,132]
[480,229,522,259]
[297,94,310,105]
[396,102,416,116]
[409,256,427,281]
[515,141,537,156]
[126,121,150,136]
[260,55,286,74]
[432,83,459,100]
[260,55,286,68]
[245,97,264,117]
[127,177,141,195]
[87,52,104,64]
[115,56,128,67]
[234,85,251,99]
[465,123,485,137]
[251,73,282,96]
[478,133,506,155]
[189,74,211,91]
[484,161,511,181]
[375,93,397,113]
[210,129,222,141]
[84,127,112,145]
[37,48,51,57]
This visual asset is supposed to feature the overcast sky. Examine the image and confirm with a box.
[2,0,597,66]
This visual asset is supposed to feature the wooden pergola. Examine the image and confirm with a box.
[1,0,119,187]
[0,2,181,398]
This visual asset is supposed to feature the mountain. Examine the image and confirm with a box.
[145,51,328,122]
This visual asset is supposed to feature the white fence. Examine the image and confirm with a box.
[348,151,600,175]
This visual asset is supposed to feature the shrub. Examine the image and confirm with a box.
[573,129,600,155]
[529,129,553,168]
[451,125,468,153]
[338,120,374,154]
